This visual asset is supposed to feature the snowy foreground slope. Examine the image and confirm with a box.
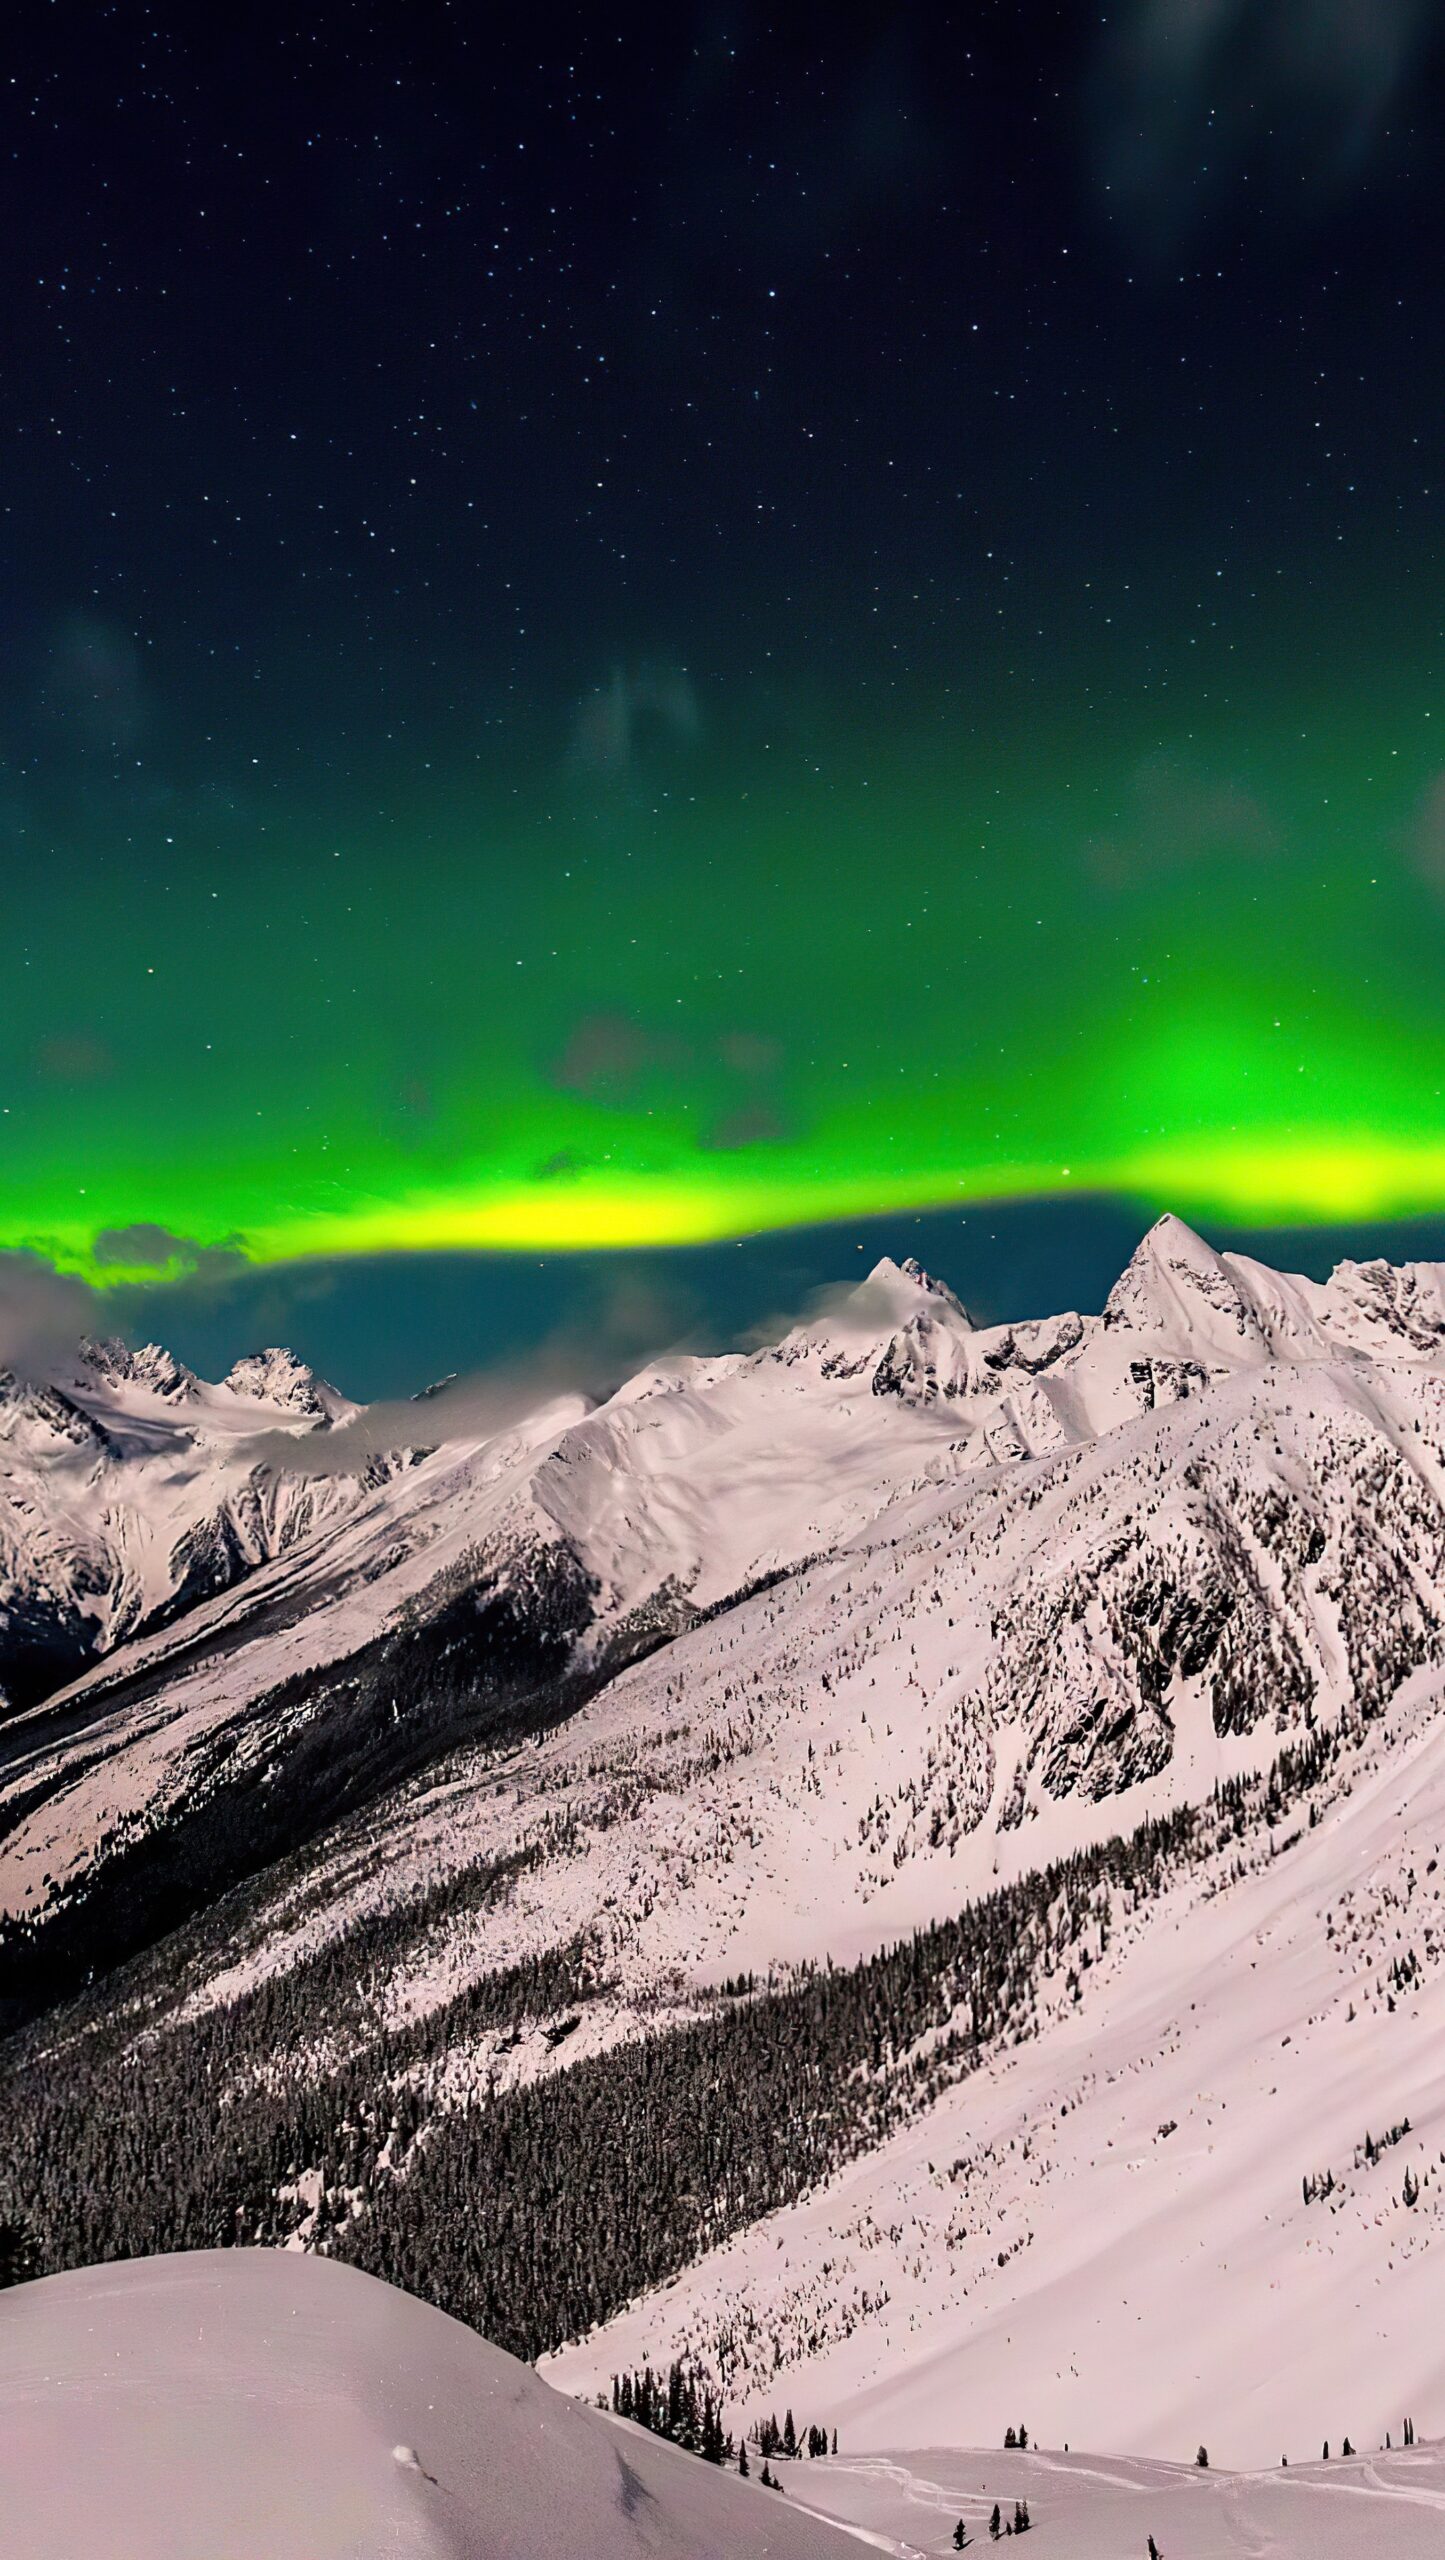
[8,2251,1445,2560]
[1,2250,862,2560]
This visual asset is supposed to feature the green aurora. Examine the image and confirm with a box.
[8,10,1445,1304]
[9,701,1445,1284]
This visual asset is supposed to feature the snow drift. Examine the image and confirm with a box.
[0,2248,862,2560]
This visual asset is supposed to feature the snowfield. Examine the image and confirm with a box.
[6,2248,1445,2558]
[796,2439,1445,2557]
[1,2249,863,2560]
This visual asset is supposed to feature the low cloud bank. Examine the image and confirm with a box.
[0,1252,103,1379]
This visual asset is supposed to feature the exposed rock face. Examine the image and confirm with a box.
[78,1338,197,1402]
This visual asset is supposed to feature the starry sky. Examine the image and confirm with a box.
[7,2,1445,1388]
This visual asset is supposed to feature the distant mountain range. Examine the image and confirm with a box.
[6,1214,1445,2469]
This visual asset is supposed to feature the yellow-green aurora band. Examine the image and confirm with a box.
[9,721,1444,1281]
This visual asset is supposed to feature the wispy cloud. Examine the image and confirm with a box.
[565,663,699,783]
[249,1263,700,1475]
[91,1224,250,1280]
[1090,0,1438,246]
[1087,751,1278,887]
[1405,771,1445,893]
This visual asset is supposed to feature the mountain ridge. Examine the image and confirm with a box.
[8,1211,1445,2015]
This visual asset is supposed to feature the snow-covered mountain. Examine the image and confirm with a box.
[9,1214,1445,2476]
[7,1213,1445,1998]
[0,1336,377,1715]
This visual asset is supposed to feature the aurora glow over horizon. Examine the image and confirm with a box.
[8,7,1445,1305]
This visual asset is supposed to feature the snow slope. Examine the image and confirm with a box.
[794,2441,1445,2559]
[1,2249,864,2560]
[7,2250,1445,2559]
[549,1659,1445,2469]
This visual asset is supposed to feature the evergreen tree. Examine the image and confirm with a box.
[1196,2445,1209,2469]
[738,2441,749,2479]
[1147,2538,1160,2560]
[989,2501,1002,2540]
[1014,2498,1031,2533]
[0,2216,39,2290]
[1342,2437,1354,2458]
[831,2427,838,2455]
[1004,2426,1017,2449]
[783,2408,798,2459]
[953,2522,970,2550]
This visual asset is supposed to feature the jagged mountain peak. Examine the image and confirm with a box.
[1103,1212,1268,1357]
[765,1252,973,1389]
[1107,1210,1227,1296]
[219,1347,347,1423]
[77,1336,197,1402]
[863,1253,971,1321]
[1104,1226,1445,1367]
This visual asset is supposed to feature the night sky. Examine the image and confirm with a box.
[7,4,1445,1389]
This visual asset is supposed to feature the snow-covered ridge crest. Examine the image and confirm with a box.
[76,1336,197,1402]
[1,2251,862,2560]
[1108,1209,1445,1364]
